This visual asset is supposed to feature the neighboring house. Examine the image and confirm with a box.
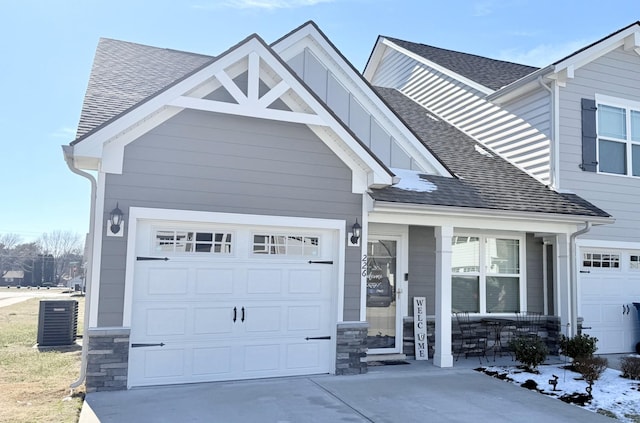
[365,21,640,354]
[65,21,611,392]
[2,270,24,286]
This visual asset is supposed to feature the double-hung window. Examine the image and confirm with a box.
[596,95,640,177]
[451,235,523,314]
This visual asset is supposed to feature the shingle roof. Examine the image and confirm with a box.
[371,87,609,218]
[76,38,213,139]
[384,37,538,91]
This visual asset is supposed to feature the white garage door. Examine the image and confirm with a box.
[579,248,640,354]
[128,221,337,387]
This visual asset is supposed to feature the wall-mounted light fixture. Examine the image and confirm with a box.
[107,203,124,237]
[349,219,361,246]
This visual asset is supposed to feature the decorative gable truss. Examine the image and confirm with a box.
[71,35,397,193]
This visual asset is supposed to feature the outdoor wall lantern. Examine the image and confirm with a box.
[107,203,124,237]
[349,219,361,246]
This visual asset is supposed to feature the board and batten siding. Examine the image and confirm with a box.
[287,48,420,171]
[97,109,363,326]
[369,45,552,184]
[557,46,640,242]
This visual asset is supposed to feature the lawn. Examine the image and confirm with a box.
[0,295,85,423]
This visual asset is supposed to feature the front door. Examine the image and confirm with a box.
[366,238,402,353]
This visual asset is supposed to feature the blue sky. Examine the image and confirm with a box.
[1,0,638,242]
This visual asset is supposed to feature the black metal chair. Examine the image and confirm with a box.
[454,312,487,363]
[515,311,543,338]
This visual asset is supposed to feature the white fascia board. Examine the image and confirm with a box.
[553,27,640,74]
[485,66,552,104]
[272,26,451,178]
[362,37,386,81]
[382,38,494,96]
[575,238,640,250]
[370,201,614,229]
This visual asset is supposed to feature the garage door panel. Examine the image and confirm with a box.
[288,269,323,294]
[243,306,281,333]
[195,268,234,294]
[286,343,322,369]
[246,268,282,294]
[192,347,233,376]
[193,307,234,335]
[142,348,186,379]
[243,344,280,371]
[144,308,188,336]
[287,305,322,331]
[146,268,189,295]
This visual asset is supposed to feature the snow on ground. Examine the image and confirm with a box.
[481,363,640,422]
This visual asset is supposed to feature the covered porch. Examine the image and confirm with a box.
[361,202,589,367]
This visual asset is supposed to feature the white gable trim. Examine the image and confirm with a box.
[272,24,452,178]
[553,27,640,75]
[491,25,640,102]
[72,36,394,192]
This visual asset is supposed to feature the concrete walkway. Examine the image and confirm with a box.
[80,360,612,423]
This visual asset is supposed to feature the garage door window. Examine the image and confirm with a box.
[582,252,620,269]
[252,234,319,256]
[630,255,640,270]
[155,230,233,254]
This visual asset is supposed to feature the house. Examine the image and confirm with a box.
[3,270,24,286]
[64,21,611,392]
[364,21,640,354]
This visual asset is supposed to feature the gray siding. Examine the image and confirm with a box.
[287,49,420,171]
[558,46,640,242]
[98,110,362,326]
[525,233,544,313]
[408,226,436,315]
[370,45,552,183]
[501,87,551,139]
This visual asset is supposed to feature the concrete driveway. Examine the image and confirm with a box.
[0,287,71,308]
[80,360,612,423]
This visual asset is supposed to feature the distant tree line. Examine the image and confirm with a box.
[0,231,84,286]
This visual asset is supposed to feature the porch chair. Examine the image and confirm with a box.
[454,312,487,363]
[515,311,543,338]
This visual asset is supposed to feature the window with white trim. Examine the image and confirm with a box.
[451,235,522,314]
[252,234,319,256]
[155,230,233,254]
[581,251,620,270]
[597,98,640,177]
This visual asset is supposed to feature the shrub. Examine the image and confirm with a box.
[508,336,548,372]
[620,356,640,380]
[559,333,598,363]
[574,356,608,383]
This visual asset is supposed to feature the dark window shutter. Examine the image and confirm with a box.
[581,98,598,172]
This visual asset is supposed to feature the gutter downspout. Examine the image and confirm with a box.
[62,145,96,390]
[538,76,557,189]
[569,222,592,336]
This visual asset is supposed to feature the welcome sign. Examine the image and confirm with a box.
[413,297,428,360]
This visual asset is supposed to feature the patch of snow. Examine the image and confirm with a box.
[391,168,437,192]
[481,363,640,422]
[474,144,493,157]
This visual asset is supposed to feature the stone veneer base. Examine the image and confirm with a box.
[85,328,130,392]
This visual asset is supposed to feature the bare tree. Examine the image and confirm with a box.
[38,230,83,284]
[0,233,27,278]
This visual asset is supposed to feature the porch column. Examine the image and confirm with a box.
[555,233,572,337]
[434,225,453,367]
